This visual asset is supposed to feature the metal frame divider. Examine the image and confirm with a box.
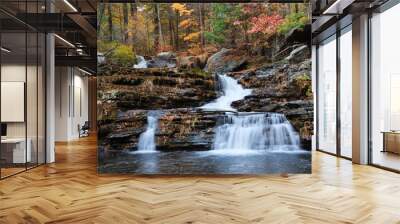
[0,0,48,180]
[315,23,353,162]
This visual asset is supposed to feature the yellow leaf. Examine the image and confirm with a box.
[171,3,192,16]
[179,19,191,28]
[183,32,200,42]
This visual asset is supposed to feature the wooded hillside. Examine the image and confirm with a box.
[98,3,309,61]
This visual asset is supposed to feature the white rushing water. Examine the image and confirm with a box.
[213,113,300,152]
[134,55,148,69]
[133,62,301,154]
[137,111,160,152]
[200,73,301,153]
[200,74,252,111]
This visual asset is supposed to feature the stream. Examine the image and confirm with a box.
[104,58,311,174]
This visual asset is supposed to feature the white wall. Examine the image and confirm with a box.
[312,45,317,151]
[1,63,46,164]
[55,67,89,141]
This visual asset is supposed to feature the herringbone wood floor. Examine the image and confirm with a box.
[1,136,400,224]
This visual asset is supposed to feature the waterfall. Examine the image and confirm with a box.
[137,111,161,152]
[200,74,251,111]
[213,113,300,152]
[200,73,301,152]
[134,55,148,69]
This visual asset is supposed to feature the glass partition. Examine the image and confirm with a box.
[0,1,46,179]
[1,31,28,177]
[370,3,400,171]
[339,26,352,158]
[317,35,337,154]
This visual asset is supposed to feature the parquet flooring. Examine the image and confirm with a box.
[1,136,400,224]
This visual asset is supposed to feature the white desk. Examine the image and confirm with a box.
[1,138,31,163]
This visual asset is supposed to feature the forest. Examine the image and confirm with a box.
[98,3,309,64]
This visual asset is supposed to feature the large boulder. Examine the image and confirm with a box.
[157,51,176,60]
[177,53,209,69]
[205,48,247,73]
[285,45,310,63]
[147,52,177,68]
[282,25,311,47]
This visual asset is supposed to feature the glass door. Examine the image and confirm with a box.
[317,35,337,154]
[370,3,400,171]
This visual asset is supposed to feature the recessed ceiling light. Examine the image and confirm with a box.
[78,67,93,76]
[63,0,78,12]
[1,47,11,53]
[54,34,75,48]
[322,0,354,15]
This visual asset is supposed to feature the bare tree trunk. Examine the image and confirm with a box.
[198,4,205,49]
[168,7,175,49]
[123,3,129,43]
[130,3,137,52]
[153,5,160,52]
[97,3,105,31]
[175,11,180,51]
[156,4,164,50]
[146,20,151,55]
[107,4,113,41]
[119,6,124,42]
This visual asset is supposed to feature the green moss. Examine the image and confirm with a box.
[112,78,144,86]
[112,45,135,66]
[278,12,308,35]
[190,67,210,78]
[306,85,313,97]
[98,40,136,66]
[295,73,311,81]
[294,74,312,97]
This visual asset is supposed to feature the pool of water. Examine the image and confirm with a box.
[99,149,311,174]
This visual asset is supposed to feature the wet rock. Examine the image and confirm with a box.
[281,25,311,47]
[112,77,143,86]
[226,48,313,146]
[177,53,209,69]
[98,52,106,64]
[157,51,176,60]
[147,52,177,68]
[98,66,217,110]
[285,45,309,63]
[205,48,248,73]
[100,109,225,152]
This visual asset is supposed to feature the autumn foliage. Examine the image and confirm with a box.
[98,3,309,57]
[247,15,283,35]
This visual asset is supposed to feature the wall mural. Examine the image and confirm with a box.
[97,2,313,174]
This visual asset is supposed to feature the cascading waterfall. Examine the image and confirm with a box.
[201,74,301,152]
[213,113,300,151]
[135,65,301,153]
[200,74,251,111]
[137,111,161,152]
[134,55,148,69]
